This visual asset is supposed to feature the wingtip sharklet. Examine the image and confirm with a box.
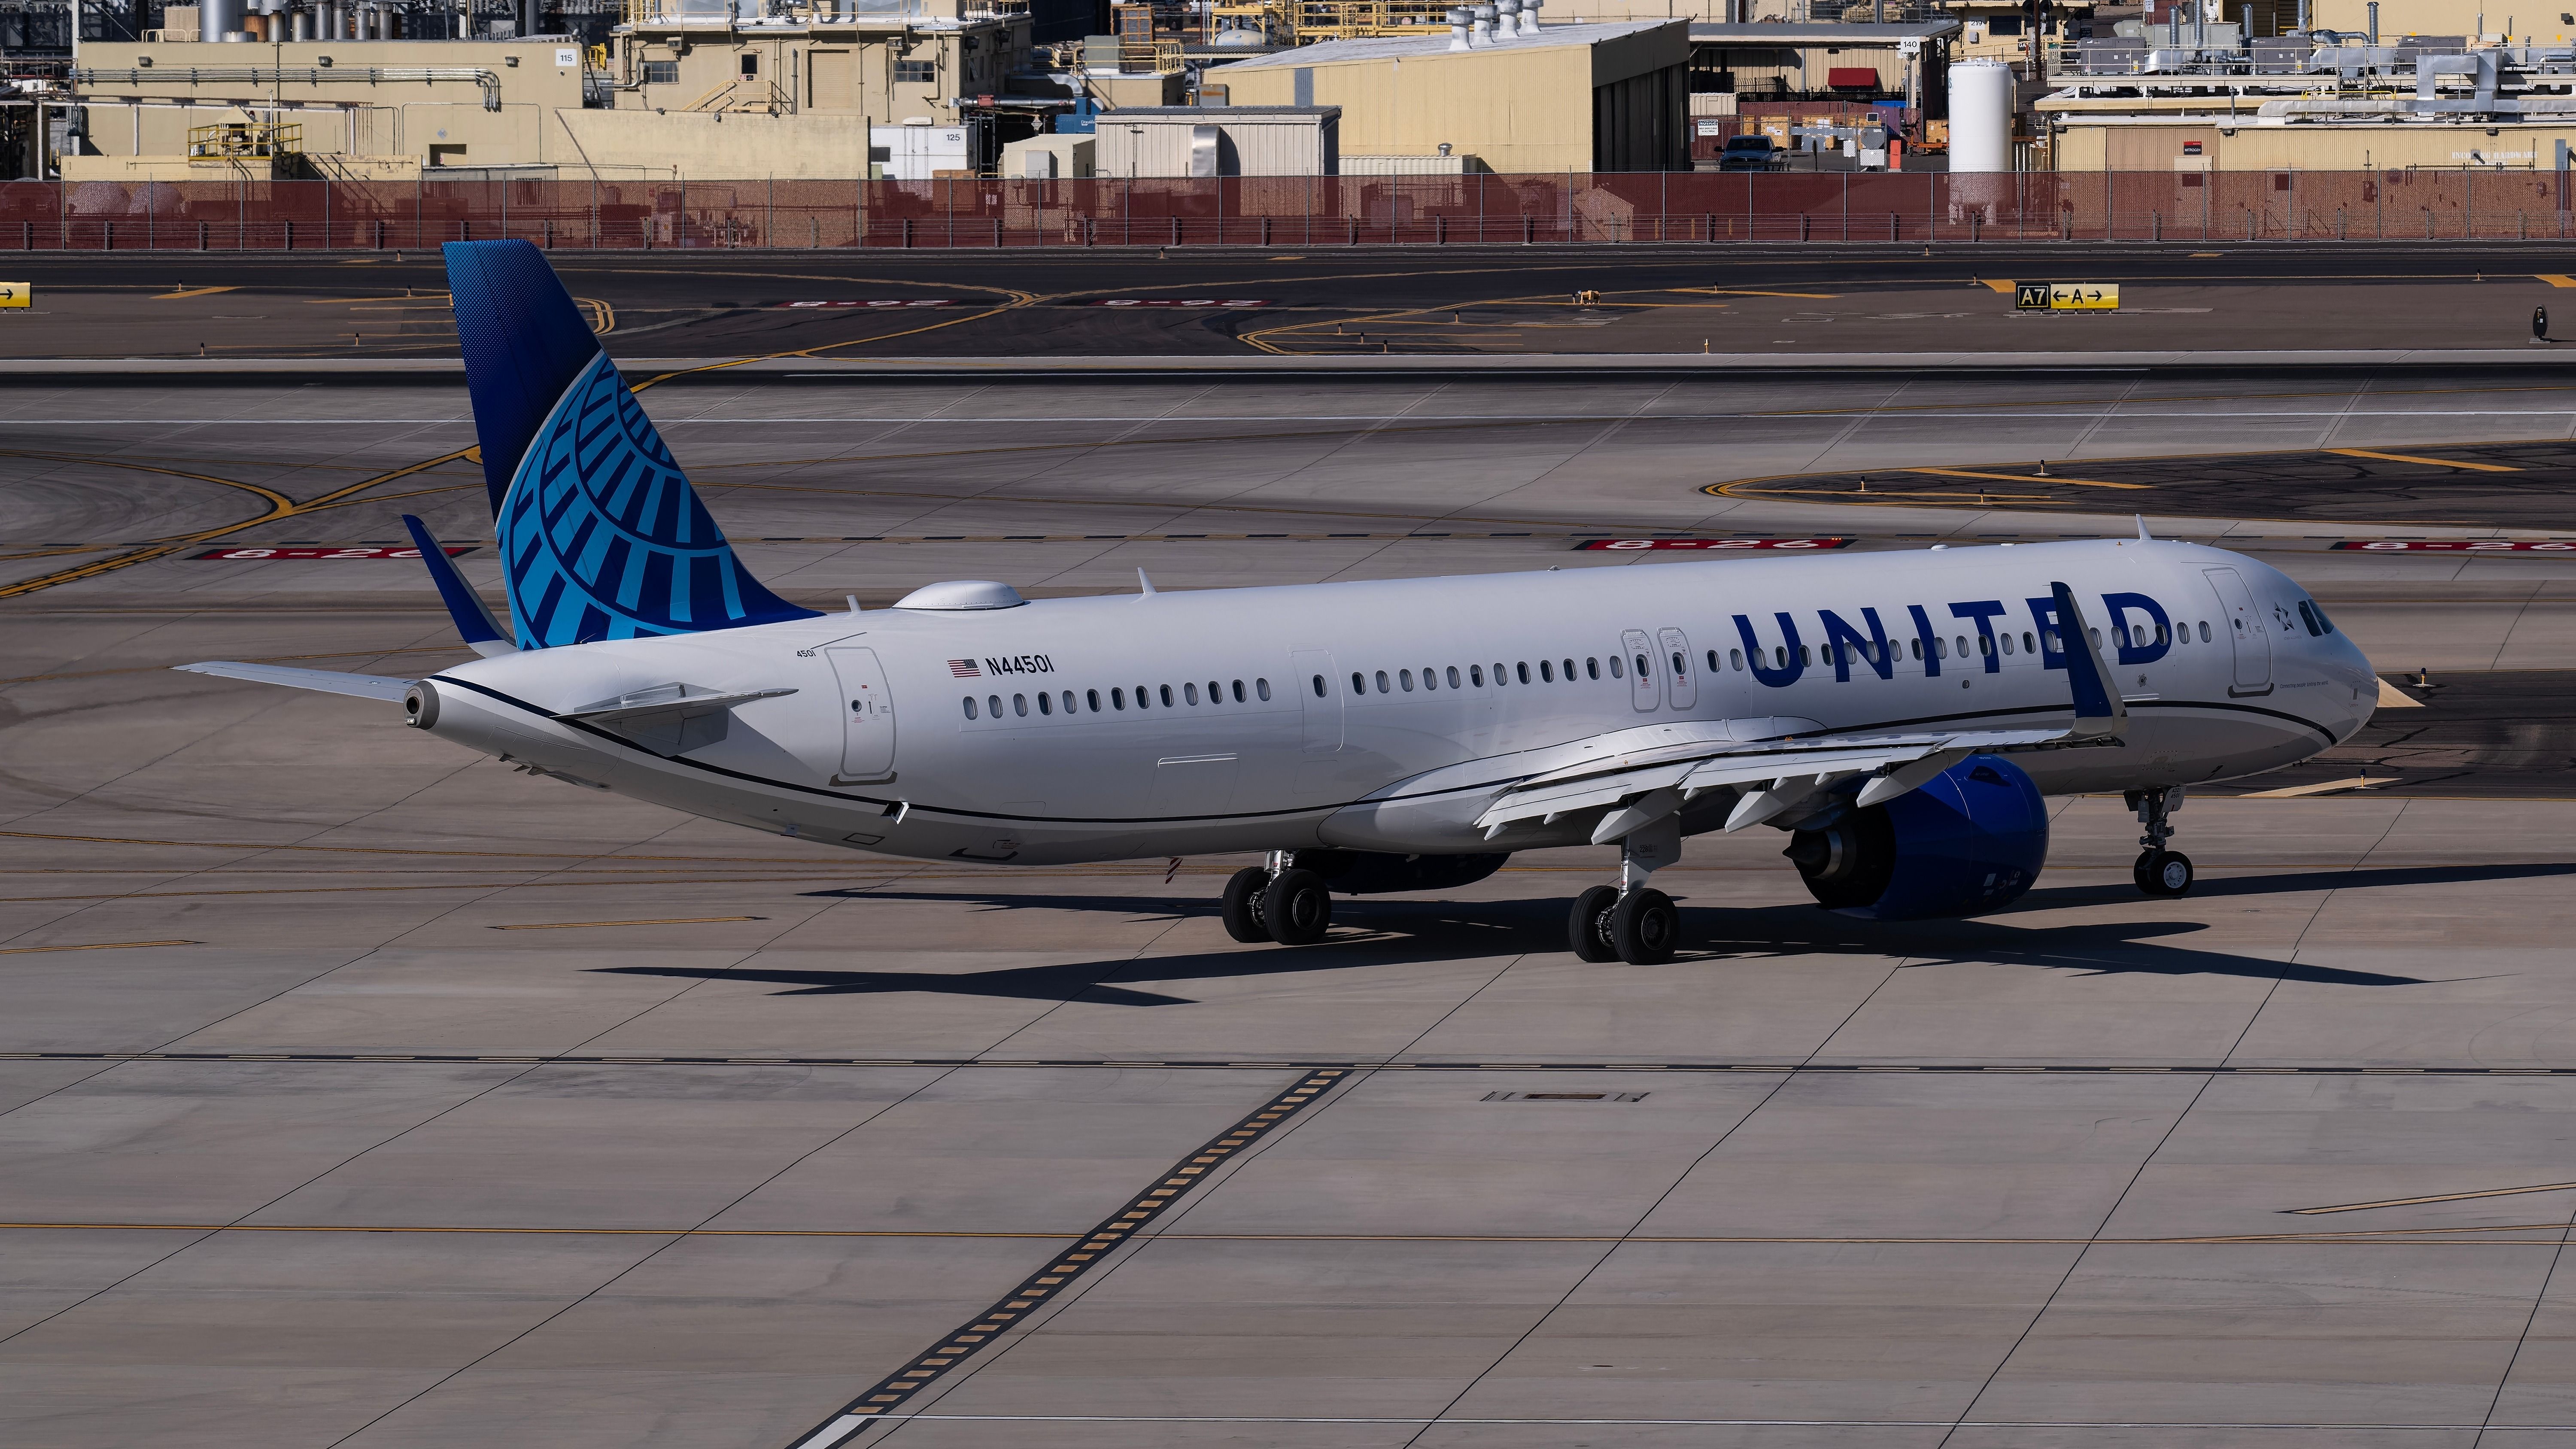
[2050,580,2127,737]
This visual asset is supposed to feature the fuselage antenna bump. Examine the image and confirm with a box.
[1138,568,1158,598]
[846,594,862,614]
[2136,515,2154,542]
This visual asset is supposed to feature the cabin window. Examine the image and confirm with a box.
[1671,650,1686,676]
[1419,668,1435,691]
[1704,649,1719,672]
[1376,670,1391,693]
[1185,683,1200,705]
[1013,693,1028,716]
[1562,658,1576,680]
[2154,624,2169,646]
[1063,691,1077,713]
[1729,648,1744,670]
[1232,680,1247,702]
[1160,684,1175,706]
[2092,628,2105,646]
[1446,666,1461,688]
[1352,672,1366,695]
[1087,689,1101,711]
[2199,620,2211,642]
[988,694,1003,716]
[1208,680,1221,702]
[1037,692,1053,714]
[2001,634,2014,656]
[1518,662,1533,683]
[1112,687,1126,710]
[1399,669,1415,692]
[1979,635,1994,657]
[1493,661,1508,685]
[1312,674,1327,697]
[1539,660,1554,682]
[1604,657,1619,679]
[1797,646,1810,667]
[963,696,978,719]
[1908,638,1922,660]
[1470,665,1485,686]
[2132,625,2149,647]
[1257,678,1272,701]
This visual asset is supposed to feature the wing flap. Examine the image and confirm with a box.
[175,662,414,701]
[1473,726,2084,832]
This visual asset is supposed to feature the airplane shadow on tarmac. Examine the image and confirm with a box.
[573,865,2561,1001]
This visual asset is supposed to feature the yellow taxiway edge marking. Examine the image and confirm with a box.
[1978,278,2016,292]
[2537,274,2576,287]
[492,916,768,930]
[2376,678,2425,709]
[2237,776,2387,799]
[2291,1181,2576,1214]
[2325,447,2521,472]
[155,286,240,300]
[1679,288,1841,299]
[1910,466,2151,491]
[0,939,195,956]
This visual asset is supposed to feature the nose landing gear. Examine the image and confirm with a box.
[2126,786,2193,897]
[1222,852,1334,945]
[1568,816,1683,964]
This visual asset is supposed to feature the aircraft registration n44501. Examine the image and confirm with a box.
[181,242,2380,966]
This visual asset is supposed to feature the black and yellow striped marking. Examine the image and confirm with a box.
[788,1067,1348,1448]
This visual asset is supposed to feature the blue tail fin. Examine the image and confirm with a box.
[442,240,816,649]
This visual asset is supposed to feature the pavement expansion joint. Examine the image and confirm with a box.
[784,1067,1349,1449]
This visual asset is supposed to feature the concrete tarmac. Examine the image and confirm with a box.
[6,362,2576,1446]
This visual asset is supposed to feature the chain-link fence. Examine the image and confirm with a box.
[5,171,2571,249]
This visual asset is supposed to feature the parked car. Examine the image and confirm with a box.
[1714,135,1785,172]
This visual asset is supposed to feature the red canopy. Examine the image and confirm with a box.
[1827,67,1880,87]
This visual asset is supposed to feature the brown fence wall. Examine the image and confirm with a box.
[7,171,2573,249]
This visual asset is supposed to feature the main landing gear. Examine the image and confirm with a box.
[2126,786,2193,897]
[1222,853,1333,945]
[1567,815,1683,966]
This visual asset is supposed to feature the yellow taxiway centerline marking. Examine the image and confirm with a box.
[1676,287,1841,299]
[2291,1181,2576,1214]
[2376,678,2425,709]
[2537,274,2576,287]
[1979,278,2016,292]
[0,940,196,956]
[155,286,240,300]
[493,916,769,930]
[2237,776,2387,799]
[2325,447,2521,472]
[1909,466,2151,491]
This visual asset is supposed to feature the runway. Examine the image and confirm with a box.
[6,358,2576,1447]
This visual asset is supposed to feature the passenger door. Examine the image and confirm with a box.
[1621,629,1659,712]
[1657,627,1696,711]
[826,646,896,780]
[2202,567,2272,695]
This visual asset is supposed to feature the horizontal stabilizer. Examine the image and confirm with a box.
[558,682,798,756]
[175,661,414,701]
[402,514,515,658]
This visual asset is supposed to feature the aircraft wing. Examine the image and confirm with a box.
[1472,726,2082,835]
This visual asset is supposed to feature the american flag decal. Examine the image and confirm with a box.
[948,659,981,678]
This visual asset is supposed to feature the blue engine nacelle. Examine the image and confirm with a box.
[1782,754,2048,920]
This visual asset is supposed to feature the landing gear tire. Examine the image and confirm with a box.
[1261,867,1333,945]
[1221,866,1271,943]
[2135,849,2194,897]
[1568,885,1619,963]
[1610,887,1680,965]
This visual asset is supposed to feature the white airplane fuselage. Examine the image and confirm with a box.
[411,538,2377,866]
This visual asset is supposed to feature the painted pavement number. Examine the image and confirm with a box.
[1089,298,1273,307]
[787,1067,1351,1449]
[193,546,473,560]
[1575,538,1854,552]
[2333,539,2576,552]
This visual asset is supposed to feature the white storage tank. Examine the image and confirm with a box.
[1947,59,2015,173]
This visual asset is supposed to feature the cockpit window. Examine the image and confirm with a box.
[2308,598,2337,635]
